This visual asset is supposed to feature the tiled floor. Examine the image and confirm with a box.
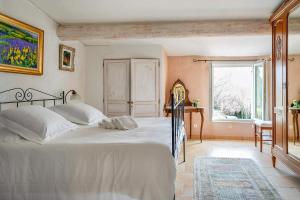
[176,140,300,200]
[288,141,300,159]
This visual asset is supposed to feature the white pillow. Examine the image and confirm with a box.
[50,103,106,125]
[0,105,77,144]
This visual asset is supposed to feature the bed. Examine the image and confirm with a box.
[0,88,186,200]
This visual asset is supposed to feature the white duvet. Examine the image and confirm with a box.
[0,118,176,200]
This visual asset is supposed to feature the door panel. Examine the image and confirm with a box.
[104,59,130,117]
[131,59,159,117]
[134,104,158,114]
[107,103,129,113]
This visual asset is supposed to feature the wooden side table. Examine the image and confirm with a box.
[289,107,300,144]
[165,106,204,142]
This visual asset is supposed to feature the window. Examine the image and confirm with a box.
[211,62,265,121]
[254,63,264,119]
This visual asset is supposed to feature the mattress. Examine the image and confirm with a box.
[0,117,179,200]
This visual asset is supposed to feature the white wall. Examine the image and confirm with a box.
[85,45,166,114]
[0,0,86,102]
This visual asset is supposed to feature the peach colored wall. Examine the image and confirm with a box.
[288,55,300,138]
[166,56,258,140]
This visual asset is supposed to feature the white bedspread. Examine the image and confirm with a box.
[0,117,176,200]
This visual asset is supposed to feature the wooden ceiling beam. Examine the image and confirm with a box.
[57,20,272,41]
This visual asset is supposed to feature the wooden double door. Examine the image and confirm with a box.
[103,59,160,117]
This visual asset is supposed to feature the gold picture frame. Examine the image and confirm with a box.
[59,44,75,72]
[0,13,44,75]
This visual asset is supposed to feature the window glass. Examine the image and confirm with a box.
[212,62,265,121]
[212,63,254,121]
[254,64,264,119]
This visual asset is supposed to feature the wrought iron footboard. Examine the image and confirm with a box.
[171,93,186,161]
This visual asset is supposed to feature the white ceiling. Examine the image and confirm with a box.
[29,0,282,24]
[28,0,283,56]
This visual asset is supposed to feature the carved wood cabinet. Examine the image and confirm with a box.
[270,0,300,175]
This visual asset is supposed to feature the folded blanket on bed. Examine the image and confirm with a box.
[99,118,116,129]
[112,116,138,130]
[99,116,138,130]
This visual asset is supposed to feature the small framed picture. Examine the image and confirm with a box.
[59,44,75,72]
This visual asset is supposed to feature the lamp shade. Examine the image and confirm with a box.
[70,93,81,101]
[65,90,81,104]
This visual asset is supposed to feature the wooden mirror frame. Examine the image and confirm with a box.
[168,79,192,106]
[270,0,300,175]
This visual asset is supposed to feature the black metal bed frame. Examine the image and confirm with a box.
[0,88,65,111]
[171,93,186,162]
[1,88,184,200]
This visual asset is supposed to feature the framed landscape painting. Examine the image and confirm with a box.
[0,13,44,75]
[59,44,75,72]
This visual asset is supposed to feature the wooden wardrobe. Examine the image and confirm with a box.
[270,0,300,175]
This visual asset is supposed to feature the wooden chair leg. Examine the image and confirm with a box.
[183,135,186,163]
[254,124,257,147]
[272,156,276,168]
[297,114,299,141]
[293,114,296,145]
[260,129,263,152]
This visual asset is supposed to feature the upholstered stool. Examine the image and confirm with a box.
[254,120,272,152]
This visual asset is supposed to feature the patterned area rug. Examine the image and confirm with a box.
[194,157,282,200]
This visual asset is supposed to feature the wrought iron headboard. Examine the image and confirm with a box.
[0,88,65,111]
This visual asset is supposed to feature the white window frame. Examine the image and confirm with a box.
[210,61,263,123]
[252,62,266,121]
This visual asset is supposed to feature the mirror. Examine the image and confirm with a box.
[173,83,185,104]
[288,6,300,159]
[169,79,192,105]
